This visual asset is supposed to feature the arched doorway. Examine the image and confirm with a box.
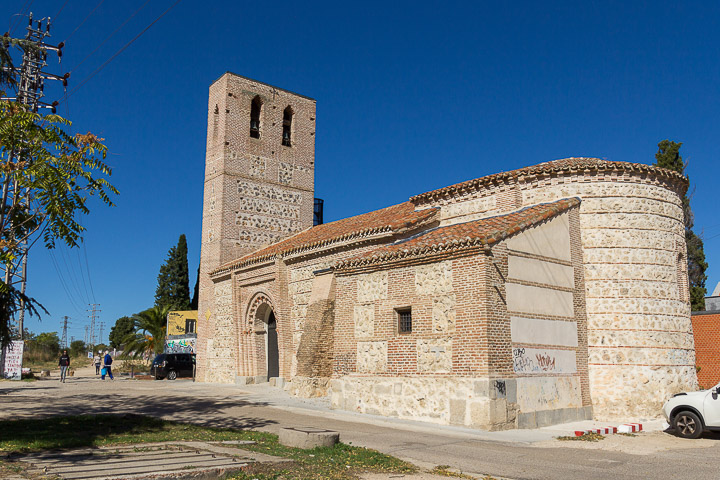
[266,311,279,379]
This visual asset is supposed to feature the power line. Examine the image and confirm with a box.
[9,1,34,34]
[53,0,71,22]
[62,0,105,43]
[48,251,85,316]
[82,240,97,303]
[70,0,152,74]
[60,0,182,104]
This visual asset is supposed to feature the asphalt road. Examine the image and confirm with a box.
[2,372,720,480]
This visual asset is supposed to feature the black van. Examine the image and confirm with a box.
[151,353,195,380]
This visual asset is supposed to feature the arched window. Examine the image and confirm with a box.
[250,96,262,139]
[282,106,293,146]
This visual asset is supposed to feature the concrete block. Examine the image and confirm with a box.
[235,376,254,385]
[490,379,507,399]
[490,399,508,424]
[269,377,285,388]
[517,411,537,429]
[473,379,489,398]
[468,399,490,427]
[449,399,467,425]
[506,379,517,403]
[279,427,339,449]
[374,383,391,395]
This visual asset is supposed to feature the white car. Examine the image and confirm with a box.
[662,382,720,438]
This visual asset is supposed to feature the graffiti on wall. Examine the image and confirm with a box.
[165,337,196,354]
[512,347,576,374]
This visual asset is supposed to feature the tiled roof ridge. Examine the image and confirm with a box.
[335,198,580,271]
[210,202,439,276]
[410,157,688,204]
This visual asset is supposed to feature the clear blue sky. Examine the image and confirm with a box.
[4,0,720,345]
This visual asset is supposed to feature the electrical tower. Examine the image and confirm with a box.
[98,321,105,346]
[1,12,67,339]
[60,316,70,349]
[84,325,89,344]
[88,304,100,349]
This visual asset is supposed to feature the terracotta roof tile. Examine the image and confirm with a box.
[335,198,580,270]
[212,201,439,276]
[410,157,688,204]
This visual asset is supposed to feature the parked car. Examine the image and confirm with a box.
[151,353,195,380]
[662,382,720,438]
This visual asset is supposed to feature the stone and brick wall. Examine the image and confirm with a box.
[411,163,696,419]
[691,312,720,389]
[197,74,316,382]
[330,206,590,431]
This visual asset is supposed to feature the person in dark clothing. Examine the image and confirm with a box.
[101,351,114,380]
[58,350,70,383]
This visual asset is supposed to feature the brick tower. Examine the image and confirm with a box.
[196,73,316,381]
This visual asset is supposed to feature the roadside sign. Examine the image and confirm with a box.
[1,341,24,380]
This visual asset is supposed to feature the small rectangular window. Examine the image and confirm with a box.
[397,308,412,334]
[185,319,196,334]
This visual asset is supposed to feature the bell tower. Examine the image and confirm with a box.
[197,73,316,378]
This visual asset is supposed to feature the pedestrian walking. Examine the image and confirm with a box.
[101,351,114,380]
[58,350,70,383]
[93,352,102,375]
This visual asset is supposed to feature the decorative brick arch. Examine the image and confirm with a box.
[246,291,275,331]
[241,291,279,380]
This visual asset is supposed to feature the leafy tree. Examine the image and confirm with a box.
[23,331,60,364]
[121,305,170,358]
[655,140,708,310]
[190,266,199,310]
[108,316,133,349]
[33,331,60,353]
[0,40,118,347]
[154,234,191,310]
[69,339,86,357]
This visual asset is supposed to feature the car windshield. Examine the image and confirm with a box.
[152,354,166,364]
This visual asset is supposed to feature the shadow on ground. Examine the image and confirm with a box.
[0,390,276,431]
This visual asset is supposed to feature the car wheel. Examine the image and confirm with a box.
[166,370,177,380]
[673,410,703,439]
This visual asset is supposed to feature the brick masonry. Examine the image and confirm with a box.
[691,312,720,389]
[196,74,697,427]
[197,73,316,383]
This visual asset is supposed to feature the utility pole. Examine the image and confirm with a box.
[1,12,67,339]
[88,303,100,350]
[60,315,70,349]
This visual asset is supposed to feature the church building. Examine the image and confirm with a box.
[196,73,697,430]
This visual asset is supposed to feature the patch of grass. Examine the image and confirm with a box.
[0,414,254,453]
[227,438,415,480]
[617,432,638,437]
[556,432,605,442]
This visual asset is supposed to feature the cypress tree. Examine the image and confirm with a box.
[155,234,191,310]
[654,140,708,311]
[190,266,200,310]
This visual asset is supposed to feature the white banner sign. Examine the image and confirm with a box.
[2,340,24,380]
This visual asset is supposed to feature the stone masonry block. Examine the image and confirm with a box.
[279,427,339,449]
